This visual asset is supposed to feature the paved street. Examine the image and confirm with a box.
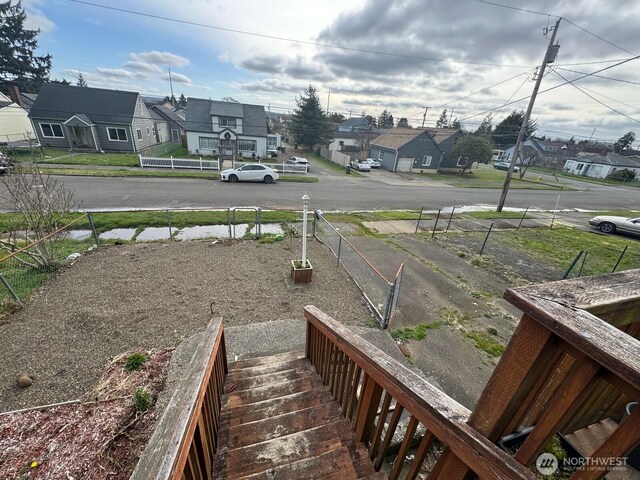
[46,168,640,212]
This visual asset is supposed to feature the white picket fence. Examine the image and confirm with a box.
[233,160,308,174]
[139,155,219,170]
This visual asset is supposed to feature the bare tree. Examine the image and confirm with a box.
[0,163,77,268]
[517,146,542,179]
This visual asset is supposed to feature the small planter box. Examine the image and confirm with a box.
[291,260,313,284]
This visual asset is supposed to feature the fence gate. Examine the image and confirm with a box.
[313,211,403,328]
[230,207,261,239]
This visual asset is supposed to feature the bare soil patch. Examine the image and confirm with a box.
[0,239,372,413]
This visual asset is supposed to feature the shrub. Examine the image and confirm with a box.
[133,387,152,411]
[124,353,147,372]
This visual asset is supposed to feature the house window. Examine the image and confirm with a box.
[107,127,128,142]
[422,155,432,167]
[219,117,237,128]
[339,141,344,150]
[238,139,256,152]
[136,129,142,140]
[146,127,150,135]
[40,123,64,138]
[199,137,218,150]
[378,150,384,161]
[171,129,179,141]
[457,156,466,167]
[576,163,584,171]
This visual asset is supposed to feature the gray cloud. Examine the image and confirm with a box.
[129,51,190,68]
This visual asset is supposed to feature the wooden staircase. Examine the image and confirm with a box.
[214,352,386,479]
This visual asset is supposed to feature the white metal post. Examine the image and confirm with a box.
[302,193,310,267]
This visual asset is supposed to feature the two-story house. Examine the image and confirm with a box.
[29,83,158,152]
[184,98,268,159]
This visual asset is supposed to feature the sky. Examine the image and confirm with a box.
[20,0,640,145]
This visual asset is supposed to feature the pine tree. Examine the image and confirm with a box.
[435,109,448,128]
[451,118,461,130]
[474,114,493,135]
[76,73,87,87]
[179,93,187,107]
[378,109,394,129]
[614,131,635,153]
[290,85,334,151]
[0,1,52,93]
[492,110,537,147]
[397,117,410,128]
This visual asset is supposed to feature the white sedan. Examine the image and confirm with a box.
[588,215,640,236]
[220,164,279,183]
[351,160,371,172]
[365,158,381,168]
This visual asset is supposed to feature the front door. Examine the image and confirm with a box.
[70,126,94,149]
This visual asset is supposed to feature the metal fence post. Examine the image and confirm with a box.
[312,210,318,239]
[550,195,560,229]
[166,210,173,240]
[87,211,100,246]
[256,207,262,239]
[227,208,232,239]
[431,209,441,238]
[445,206,456,234]
[611,245,628,273]
[562,250,584,279]
[415,207,424,234]
[336,236,342,268]
[479,222,494,255]
[0,272,22,304]
[517,207,529,230]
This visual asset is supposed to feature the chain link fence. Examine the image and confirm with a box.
[313,211,403,328]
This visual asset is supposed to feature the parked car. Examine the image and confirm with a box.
[493,162,519,173]
[588,215,640,236]
[267,148,278,158]
[351,159,371,172]
[364,158,380,168]
[220,164,279,183]
[287,156,310,171]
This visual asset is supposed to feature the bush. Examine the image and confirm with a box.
[124,353,147,372]
[133,387,152,411]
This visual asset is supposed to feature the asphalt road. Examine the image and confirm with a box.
[44,171,640,212]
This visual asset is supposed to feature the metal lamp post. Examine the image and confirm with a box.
[301,193,310,267]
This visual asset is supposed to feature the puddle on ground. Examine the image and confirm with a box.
[261,224,285,235]
[136,227,172,241]
[175,225,229,240]
[99,228,137,241]
[66,230,93,241]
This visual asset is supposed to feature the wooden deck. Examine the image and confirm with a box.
[214,352,384,479]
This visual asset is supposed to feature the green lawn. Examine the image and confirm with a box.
[10,147,70,161]
[39,152,140,167]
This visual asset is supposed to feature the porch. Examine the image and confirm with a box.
[63,114,99,151]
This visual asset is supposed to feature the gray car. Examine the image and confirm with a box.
[588,215,640,236]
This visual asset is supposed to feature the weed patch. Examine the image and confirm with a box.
[390,321,443,341]
[465,330,505,357]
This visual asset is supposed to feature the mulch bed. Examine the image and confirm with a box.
[0,348,173,480]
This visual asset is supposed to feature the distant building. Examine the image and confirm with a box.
[0,92,36,146]
[370,128,443,172]
[338,117,372,133]
[564,153,640,180]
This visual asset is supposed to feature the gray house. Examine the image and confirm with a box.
[338,117,371,133]
[29,83,157,152]
[150,104,186,142]
[425,128,465,171]
[370,128,443,173]
[184,98,268,159]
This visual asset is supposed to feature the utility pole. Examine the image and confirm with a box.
[448,108,454,128]
[168,67,175,107]
[587,127,596,145]
[497,18,561,212]
[421,107,429,128]
[326,91,331,114]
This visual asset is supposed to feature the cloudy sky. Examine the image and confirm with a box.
[23,0,640,144]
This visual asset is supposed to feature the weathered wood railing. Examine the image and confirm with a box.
[131,317,228,480]
[459,269,640,480]
[304,305,536,479]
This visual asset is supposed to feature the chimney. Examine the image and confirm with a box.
[8,85,24,108]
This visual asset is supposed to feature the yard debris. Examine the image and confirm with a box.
[16,373,33,388]
[0,348,173,480]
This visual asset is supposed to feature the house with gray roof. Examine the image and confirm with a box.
[29,83,157,152]
[338,117,371,133]
[150,104,186,142]
[564,153,640,180]
[370,128,443,172]
[184,98,268,159]
[424,128,465,171]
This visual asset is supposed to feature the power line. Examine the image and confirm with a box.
[555,67,640,86]
[471,0,555,17]
[563,18,637,57]
[67,0,530,69]
[550,70,640,125]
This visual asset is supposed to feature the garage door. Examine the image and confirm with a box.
[396,157,414,172]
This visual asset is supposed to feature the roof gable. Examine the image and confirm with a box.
[424,128,462,144]
[184,98,267,136]
[210,101,244,117]
[29,83,139,124]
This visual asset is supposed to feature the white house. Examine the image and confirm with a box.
[564,153,640,180]
[184,98,268,159]
[0,92,36,145]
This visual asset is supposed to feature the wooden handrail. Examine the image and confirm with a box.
[304,305,536,479]
[131,317,227,480]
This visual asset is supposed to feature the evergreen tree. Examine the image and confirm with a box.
[179,93,187,107]
[614,131,635,153]
[0,1,52,93]
[76,73,87,87]
[474,114,493,135]
[378,109,394,129]
[397,117,410,128]
[435,109,448,128]
[365,115,377,128]
[451,118,461,130]
[328,112,346,123]
[290,85,334,151]
[492,110,537,147]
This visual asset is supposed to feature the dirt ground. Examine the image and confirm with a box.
[0,239,373,413]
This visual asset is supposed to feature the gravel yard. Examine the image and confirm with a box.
[0,239,372,413]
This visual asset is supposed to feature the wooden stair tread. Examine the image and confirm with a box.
[227,367,318,393]
[229,351,305,370]
[219,401,345,451]
[226,357,311,382]
[234,444,374,480]
[221,389,335,427]
[216,420,362,479]
[358,471,389,479]
[224,375,327,409]
[565,418,618,457]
